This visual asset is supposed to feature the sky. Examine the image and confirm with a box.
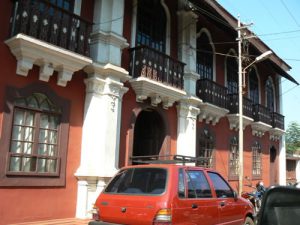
[216,0,300,127]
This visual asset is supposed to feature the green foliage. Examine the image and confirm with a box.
[286,121,300,153]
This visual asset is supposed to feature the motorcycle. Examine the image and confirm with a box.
[242,178,266,215]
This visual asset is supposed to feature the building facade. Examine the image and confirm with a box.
[0,0,298,224]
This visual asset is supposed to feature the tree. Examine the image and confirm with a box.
[285,121,300,153]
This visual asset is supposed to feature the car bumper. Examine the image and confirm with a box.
[88,221,123,225]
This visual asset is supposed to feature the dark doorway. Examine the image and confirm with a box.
[133,109,165,158]
[270,146,277,185]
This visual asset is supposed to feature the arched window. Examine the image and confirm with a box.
[0,84,70,186]
[197,32,213,80]
[9,93,61,174]
[197,128,215,168]
[229,136,239,179]
[226,53,238,94]
[266,78,275,112]
[252,141,262,177]
[249,68,259,104]
[136,0,166,52]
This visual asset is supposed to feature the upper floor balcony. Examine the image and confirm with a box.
[128,46,186,109]
[196,79,285,139]
[227,94,254,130]
[196,79,229,125]
[5,0,93,86]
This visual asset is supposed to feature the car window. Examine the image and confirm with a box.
[105,168,167,195]
[178,169,186,198]
[208,172,234,198]
[186,170,212,198]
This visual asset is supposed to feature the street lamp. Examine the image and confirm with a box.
[237,17,273,195]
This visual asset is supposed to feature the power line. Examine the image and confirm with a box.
[279,0,300,27]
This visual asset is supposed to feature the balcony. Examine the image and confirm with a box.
[226,94,254,130]
[251,104,272,137]
[196,79,229,125]
[128,46,186,109]
[269,112,285,141]
[5,0,92,86]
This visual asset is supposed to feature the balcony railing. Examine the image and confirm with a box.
[253,104,272,125]
[271,112,285,130]
[196,79,228,109]
[10,0,92,56]
[227,94,253,118]
[129,46,185,89]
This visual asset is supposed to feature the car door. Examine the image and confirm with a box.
[207,171,244,225]
[173,168,219,225]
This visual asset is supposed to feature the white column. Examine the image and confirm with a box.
[277,75,286,185]
[296,159,300,182]
[75,68,128,218]
[177,98,200,157]
[90,0,128,65]
[177,9,199,96]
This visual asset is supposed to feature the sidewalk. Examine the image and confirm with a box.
[9,218,91,225]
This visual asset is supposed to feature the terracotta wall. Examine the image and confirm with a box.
[0,1,87,224]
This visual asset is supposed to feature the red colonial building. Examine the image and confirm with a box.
[0,0,297,224]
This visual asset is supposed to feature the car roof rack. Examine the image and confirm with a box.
[131,154,209,165]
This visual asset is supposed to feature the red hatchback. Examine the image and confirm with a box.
[90,156,255,225]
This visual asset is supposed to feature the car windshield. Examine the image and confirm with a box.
[105,168,167,195]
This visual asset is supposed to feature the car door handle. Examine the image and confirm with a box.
[220,201,226,207]
[191,204,198,209]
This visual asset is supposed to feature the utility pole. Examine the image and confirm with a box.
[236,17,272,196]
[237,16,244,196]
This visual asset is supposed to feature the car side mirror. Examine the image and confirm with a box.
[233,191,238,200]
[257,186,300,225]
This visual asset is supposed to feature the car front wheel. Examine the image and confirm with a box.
[244,217,255,225]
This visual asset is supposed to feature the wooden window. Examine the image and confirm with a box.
[136,0,166,52]
[0,84,70,186]
[249,69,259,104]
[229,136,239,179]
[252,141,262,178]
[226,54,238,94]
[266,78,274,112]
[197,33,213,80]
[49,0,74,11]
[197,128,215,168]
[8,93,61,175]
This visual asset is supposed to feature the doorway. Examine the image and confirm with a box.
[270,146,277,185]
[133,109,166,158]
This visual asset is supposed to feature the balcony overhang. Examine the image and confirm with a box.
[269,127,285,141]
[5,34,92,87]
[226,114,254,130]
[198,103,229,125]
[251,122,272,137]
[129,77,186,109]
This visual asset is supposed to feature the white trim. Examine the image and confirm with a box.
[224,48,237,88]
[130,0,171,54]
[265,76,276,111]
[197,28,216,81]
[247,65,261,104]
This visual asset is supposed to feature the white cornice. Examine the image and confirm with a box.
[129,77,186,109]
[227,114,254,130]
[5,34,92,86]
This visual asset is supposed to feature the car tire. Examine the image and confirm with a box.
[244,217,255,225]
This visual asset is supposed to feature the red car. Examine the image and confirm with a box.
[90,156,255,225]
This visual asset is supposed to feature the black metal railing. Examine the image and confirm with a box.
[10,0,92,56]
[129,46,185,89]
[253,104,272,125]
[227,94,253,118]
[271,112,285,130]
[196,78,228,109]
